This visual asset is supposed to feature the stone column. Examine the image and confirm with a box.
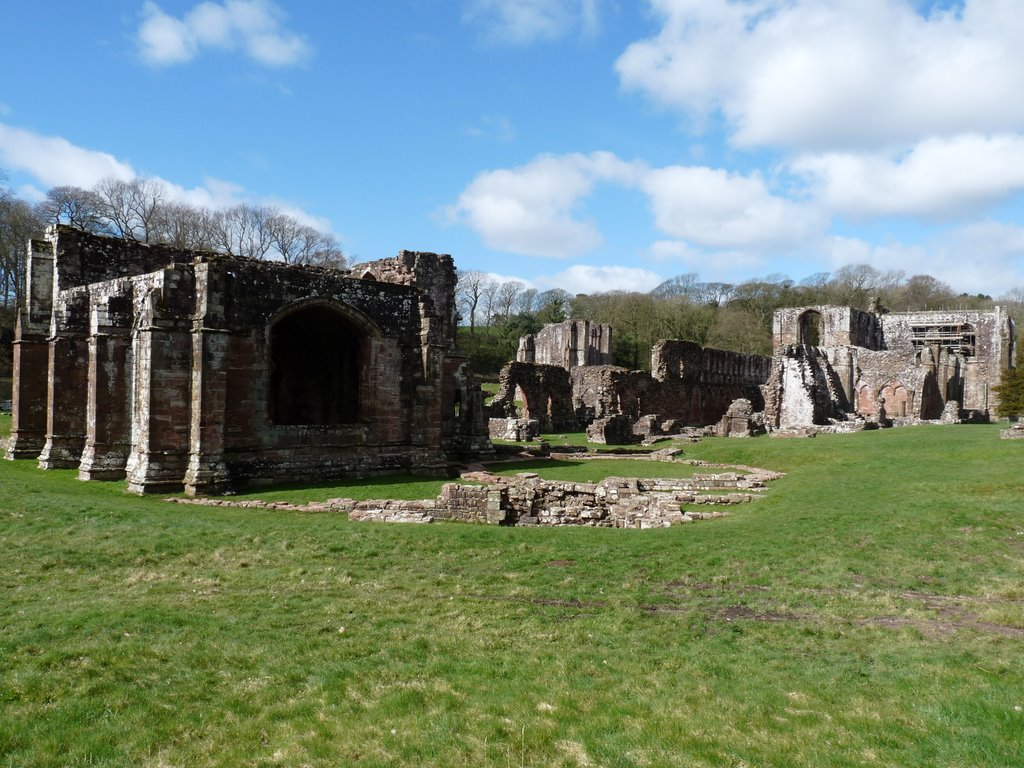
[125,271,195,494]
[78,296,132,480]
[6,240,54,460]
[183,327,231,495]
[38,294,90,470]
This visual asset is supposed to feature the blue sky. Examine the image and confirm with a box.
[1,0,1023,296]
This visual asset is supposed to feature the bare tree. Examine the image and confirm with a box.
[212,204,276,259]
[515,287,538,315]
[492,281,523,326]
[93,176,167,242]
[35,186,105,233]
[295,226,346,268]
[152,202,219,251]
[456,269,490,334]
[0,194,44,307]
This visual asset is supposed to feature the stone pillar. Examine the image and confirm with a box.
[183,328,231,495]
[38,295,90,470]
[125,272,195,494]
[6,240,54,460]
[78,297,132,481]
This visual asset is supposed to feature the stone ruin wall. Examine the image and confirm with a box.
[6,227,492,495]
[492,339,772,440]
[766,305,1015,428]
[517,320,613,369]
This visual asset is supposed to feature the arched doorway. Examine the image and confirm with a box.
[798,310,823,346]
[270,304,364,425]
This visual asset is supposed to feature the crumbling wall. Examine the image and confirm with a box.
[773,306,882,352]
[766,304,1015,427]
[650,341,771,425]
[6,227,492,494]
[570,365,656,422]
[764,346,851,428]
[488,362,577,431]
[880,308,1013,415]
[517,320,612,368]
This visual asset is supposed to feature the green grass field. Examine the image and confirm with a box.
[2,417,1023,767]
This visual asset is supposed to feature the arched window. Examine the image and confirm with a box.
[879,381,909,418]
[270,305,363,425]
[798,310,823,346]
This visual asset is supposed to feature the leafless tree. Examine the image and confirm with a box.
[93,176,167,242]
[151,202,219,251]
[456,269,491,334]
[0,194,44,307]
[35,186,105,233]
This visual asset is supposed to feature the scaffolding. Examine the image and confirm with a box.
[909,324,976,356]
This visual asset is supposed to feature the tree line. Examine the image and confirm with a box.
[0,172,345,314]
[457,266,1024,375]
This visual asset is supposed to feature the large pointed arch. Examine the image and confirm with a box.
[268,298,382,426]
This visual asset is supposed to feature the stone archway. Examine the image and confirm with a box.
[269,304,367,425]
[798,310,823,346]
[879,380,909,418]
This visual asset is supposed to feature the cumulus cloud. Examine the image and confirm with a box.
[539,264,663,293]
[647,239,766,282]
[449,149,828,256]
[792,134,1024,218]
[0,122,332,233]
[0,123,135,188]
[641,165,825,248]
[446,151,644,258]
[138,0,311,67]
[616,0,1024,149]
[824,226,1024,298]
[464,0,599,44]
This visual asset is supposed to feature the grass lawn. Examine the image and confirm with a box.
[2,419,1024,767]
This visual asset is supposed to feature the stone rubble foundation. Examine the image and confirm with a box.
[167,457,783,529]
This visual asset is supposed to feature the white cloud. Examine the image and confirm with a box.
[446,151,644,258]
[641,165,825,248]
[647,239,766,282]
[823,225,1024,298]
[17,184,46,203]
[539,264,663,293]
[617,0,1024,149]
[138,0,311,67]
[792,133,1024,218]
[0,123,135,188]
[0,122,334,235]
[464,0,600,44]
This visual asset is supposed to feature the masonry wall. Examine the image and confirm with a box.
[517,320,613,368]
[6,226,491,494]
[767,304,1015,427]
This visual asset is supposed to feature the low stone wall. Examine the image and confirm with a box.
[167,459,782,529]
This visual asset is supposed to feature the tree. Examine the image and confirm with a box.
[994,335,1024,418]
[535,289,570,324]
[151,201,218,250]
[35,186,105,233]
[491,280,523,327]
[0,193,44,308]
[893,274,954,310]
[456,270,491,334]
[93,176,167,241]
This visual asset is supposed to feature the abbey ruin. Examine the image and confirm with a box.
[490,305,1014,441]
[766,305,1015,429]
[5,226,490,494]
[5,227,1016,498]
